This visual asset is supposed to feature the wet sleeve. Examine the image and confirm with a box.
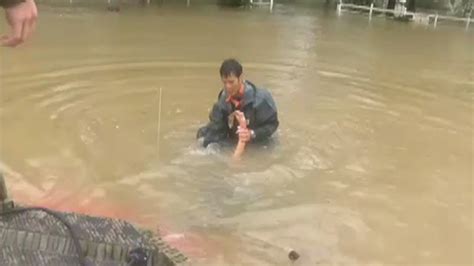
[0,0,25,8]
[252,98,279,141]
[201,102,228,147]
[253,112,279,141]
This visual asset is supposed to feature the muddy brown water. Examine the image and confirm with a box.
[1,3,472,265]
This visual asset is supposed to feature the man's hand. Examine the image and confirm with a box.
[237,127,251,143]
[1,0,38,47]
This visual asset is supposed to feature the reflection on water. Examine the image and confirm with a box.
[1,3,473,265]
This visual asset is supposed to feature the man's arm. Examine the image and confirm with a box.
[250,89,279,142]
[198,102,229,147]
[252,111,279,141]
[1,0,38,47]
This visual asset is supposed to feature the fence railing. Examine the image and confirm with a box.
[337,1,472,30]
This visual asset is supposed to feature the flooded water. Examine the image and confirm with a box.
[1,2,473,265]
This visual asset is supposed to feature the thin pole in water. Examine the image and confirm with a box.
[466,14,471,31]
[434,13,438,28]
[369,3,374,21]
[157,87,163,158]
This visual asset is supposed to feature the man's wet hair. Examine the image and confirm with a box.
[220,59,243,78]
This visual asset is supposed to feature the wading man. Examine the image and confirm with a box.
[197,59,279,153]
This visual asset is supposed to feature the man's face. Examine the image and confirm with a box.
[222,74,243,97]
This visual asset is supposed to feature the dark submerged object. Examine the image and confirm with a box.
[288,250,300,261]
[0,174,187,266]
[107,5,121,12]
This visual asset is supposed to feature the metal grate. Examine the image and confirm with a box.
[0,209,188,266]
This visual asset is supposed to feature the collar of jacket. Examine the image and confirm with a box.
[242,81,257,107]
[226,80,255,107]
[219,80,258,110]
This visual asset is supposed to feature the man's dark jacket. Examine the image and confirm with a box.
[197,80,279,147]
